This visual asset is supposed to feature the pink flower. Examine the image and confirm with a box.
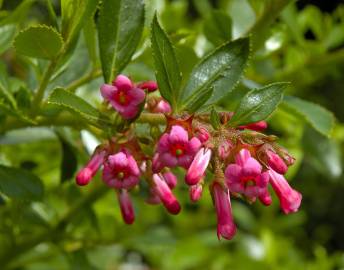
[102,150,140,189]
[156,125,201,169]
[152,173,181,215]
[152,99,172,114]
[189,184,203,202]
[137,80,158,92]
[152,153,164,173]
[76,149,106,186]
[225,149,269,201]
[117,189,135,224]
[212,183,236,240]
[269,169,302,214]
[259,189,272,206]
[163,171,178,189]
[266,150,288,175]
[100,74,145,119]
[218,140,233,160]
[239,121,268,131]
[185,148,211,185]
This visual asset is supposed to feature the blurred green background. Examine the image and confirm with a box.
[0,0,344,269]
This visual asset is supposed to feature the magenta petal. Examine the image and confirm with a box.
[169,125,188,144]
[100,84,117,100]
[225,164,242,183]
[114,74,133,91]
[185,148,211,186]
[122,175,139,189]
[187,137,202,154]
[127,154,140,176]
[241,157,262,178]
[128,88,145,105]
[117,189,135,224]
[177,155,193,169]
[163,172,178,189]
[161,152,178,168]
[157,134,170,153]
[235,149,251,167]
[108,152,128,168]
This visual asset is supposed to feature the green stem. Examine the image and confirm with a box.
[65,69,102,92]
[30,59,58,116]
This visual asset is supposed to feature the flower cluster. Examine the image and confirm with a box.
[76,74,302,239]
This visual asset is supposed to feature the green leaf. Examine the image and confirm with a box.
[98,0,145,83]
[210,107,221,129]
[282,96,334,136]
[229,82,289,126]
[47,88,111,127]
[180,38,250,109]
[14,25,64,59]
[0,24,16,54]
[61,0,99,45]
[0,165,44,200]
[151,13,182,109]
[0,0,36,26]
[204,10,232,46]
[0,62,16,108]
[182,87,213,113]
[83,17,98,67]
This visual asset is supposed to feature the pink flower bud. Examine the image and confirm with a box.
[117,189,135,224]
[152,99,172,114]
[152,153,164,173]
[239,121,268,131]
[100,74,145,120]
[195,127,210,143]
[189,184,203,202]
[268,169,302,214]
[218,140,232,160]
[259,190,272,206]
[76,150,106,186]
[137,80,158,92]
[212,183,236,240]
[185,148,211,185]
[163,171,178,189]
[266,150,288,174]
[152,174,181,215]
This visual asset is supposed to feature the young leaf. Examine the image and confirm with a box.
[180,38,250,108]
[13,25,64,59]
[282,96,334,137]
[204,10,232,46]
[0,24,16,55]
[0,165,44,201]
[47,88,111,127]
[210,107,221,129]
[229,82,289,126]
[98,0,145,83]
[151,13,182,109]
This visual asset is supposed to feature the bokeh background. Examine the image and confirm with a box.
[0,0,344,269]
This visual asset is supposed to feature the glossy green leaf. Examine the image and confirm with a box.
[151,13,182,109]
[14,25,64,59]
[229,82,289,126]
[0,24,16,54]
[98,0,145,83]
[282,96,334,136]
[182,87,213,113]
[47,88,110,127]
[0,165,44,200]
[204,10,232,46]
[83,17,98,67]
[180,38,250,108]
[61,0,98,44]
[210,107,221,129]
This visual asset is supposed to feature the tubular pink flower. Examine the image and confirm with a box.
[163,171,178,189]
[152,173,181,215]
[218,140,232,160]
[259,189,272,206]
[239,121,268,131]
[100,74,145,120]
[117,189,135,224]
[156,125,201,170]
[212,183,236,240]
[266,150,288,175]
[102,150,140,189]
[269,169,302,214]
[185,148,211,185]
[152,99,172,114]
[225,149,269,201]
[189,184,203,202]
[137,80,158,92]
[76,150,106,186]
